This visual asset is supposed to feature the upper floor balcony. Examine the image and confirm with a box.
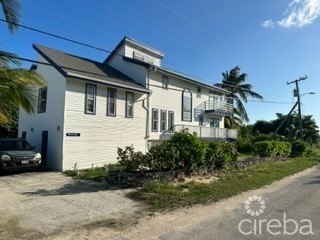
[195,97,233,117]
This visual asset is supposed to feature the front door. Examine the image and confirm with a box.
[41,131,48,167]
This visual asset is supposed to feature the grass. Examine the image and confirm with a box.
[64,163,123,181]
[128,156,320,211]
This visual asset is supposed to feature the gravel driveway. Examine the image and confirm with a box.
[0,171,142,240]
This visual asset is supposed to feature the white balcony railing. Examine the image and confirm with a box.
[160,124,238,141]
[194,99,233,117]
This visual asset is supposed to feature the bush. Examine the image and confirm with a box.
[117,145,146,171]
[291,140,308,157]
[236,140,254,154]
[253,141,291,157]
[117,130,238,174]
[205,141,238,169]
[146,141,177,171]
[169,129,207,174]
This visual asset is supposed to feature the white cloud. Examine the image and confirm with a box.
[261,19,275,28]
[262,0,320,28]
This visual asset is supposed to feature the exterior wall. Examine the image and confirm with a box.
[62,78,147,170]
[18,54,66,170]
[148,72,225,140]
[108,45,148,86]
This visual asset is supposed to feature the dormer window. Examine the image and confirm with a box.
[133,51,154,65]
[133,51,144,61]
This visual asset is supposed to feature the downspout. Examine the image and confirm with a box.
[143,66,156,150]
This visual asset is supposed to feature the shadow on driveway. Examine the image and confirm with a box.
[21,180,123,196]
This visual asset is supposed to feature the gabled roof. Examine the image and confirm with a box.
[33,44,150,93]
[104,36,164,64]
[123,57,230,94]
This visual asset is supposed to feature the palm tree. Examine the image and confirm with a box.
[215,66,263,127]
[0,0,20,33]
[0,0,45,124]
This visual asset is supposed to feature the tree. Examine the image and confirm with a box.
[215,66,263,127]
[0,0,20,33]
[0,0,45,125]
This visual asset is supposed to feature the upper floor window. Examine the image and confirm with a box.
[152,108,159,132]
[182,89,192,122]
[160,110,167,132]
[162,76,169,89]
[38,87,47,113]
[107,88,117,116]
[85,84,96,114]
[126,92,134,118]
[197,87,201,98]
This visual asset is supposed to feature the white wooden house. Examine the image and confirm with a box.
[18,37,237,170]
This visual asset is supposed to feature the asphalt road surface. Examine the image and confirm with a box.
[159,165,320,240]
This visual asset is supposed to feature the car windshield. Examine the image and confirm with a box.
[0,140,33,151]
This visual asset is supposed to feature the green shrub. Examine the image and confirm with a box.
[117,145,146,171]
[205,141,238,169]
[236,140,254,154]
[169,129,206,174]
[254,141,291,157]
[276,141,292,157]
[146,141,177,171]
[291,140,308,157]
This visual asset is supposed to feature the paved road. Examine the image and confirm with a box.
[159,165,320,240]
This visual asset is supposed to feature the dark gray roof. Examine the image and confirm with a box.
[33,44,150,93]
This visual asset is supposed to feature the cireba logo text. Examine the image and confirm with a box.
[238,195,313,236]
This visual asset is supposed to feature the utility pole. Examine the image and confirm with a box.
[287,75,307,139]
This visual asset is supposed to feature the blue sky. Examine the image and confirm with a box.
[1,0,320,125]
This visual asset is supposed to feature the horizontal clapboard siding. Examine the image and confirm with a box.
[18,55,66,170]
[63,78,147,170]
[148,72,225,140]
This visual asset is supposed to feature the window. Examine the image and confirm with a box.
[199,115,204,126]
[38,87,47,113]
[197,87,201,98]
[152,108,159,132]
[210,118,219,128]
[107,88,117,116]
[126,92,134,118]
[168,111,174,132]
[162,76,169,89]
[160,110,167,132]
[85,84,96,114]
[182,89,192,122]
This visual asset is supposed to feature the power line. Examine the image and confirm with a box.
[0,18,112,54]
[24,2,234,67]
[152,0,234,47]
[247,99,293,104]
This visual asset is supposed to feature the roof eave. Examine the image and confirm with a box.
[67,72,151,94]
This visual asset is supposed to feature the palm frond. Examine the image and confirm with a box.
[0,0,21,33]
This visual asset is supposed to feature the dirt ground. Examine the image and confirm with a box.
[0,171,143,240]
[0,167,317,239]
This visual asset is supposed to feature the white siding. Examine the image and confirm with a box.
[148,72,225,140]
[18,54,66,170]
[62,78,147,170]
[108,45,148,86]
